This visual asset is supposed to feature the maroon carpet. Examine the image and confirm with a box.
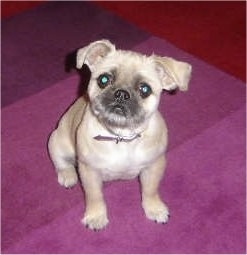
[1,1,246,254]
[96,1,246,82]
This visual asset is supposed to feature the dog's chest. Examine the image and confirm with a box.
[80,141,159,181]
[98,146,142,180]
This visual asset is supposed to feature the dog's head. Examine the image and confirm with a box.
[76,40,192,134]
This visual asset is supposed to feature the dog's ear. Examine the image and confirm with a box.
[76,40,116,71]
[153,56,192,91]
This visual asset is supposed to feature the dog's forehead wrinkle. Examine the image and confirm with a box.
[115,70,135,88]
[113,67,152,90]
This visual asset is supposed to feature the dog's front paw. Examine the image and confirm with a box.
[82,208,109,230]
[57,168,78,188]
[143,199,169,224]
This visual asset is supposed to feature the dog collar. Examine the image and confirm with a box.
[93,133,141,144]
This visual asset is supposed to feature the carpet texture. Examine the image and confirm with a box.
[1,2,246,254]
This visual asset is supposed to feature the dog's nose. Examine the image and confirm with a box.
[114,89,130,101]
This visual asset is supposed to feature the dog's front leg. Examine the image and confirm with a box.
[140,156,169,224]
[78,163,109,230]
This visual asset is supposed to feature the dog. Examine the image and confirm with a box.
[48,39,192,230]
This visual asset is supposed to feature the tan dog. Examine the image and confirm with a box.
[48,40,192,230]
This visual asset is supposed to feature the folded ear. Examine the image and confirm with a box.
[153,56,192,91]
[76,39,116,71]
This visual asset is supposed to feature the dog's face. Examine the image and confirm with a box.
[76,40,192,133]
[88,52,163,131]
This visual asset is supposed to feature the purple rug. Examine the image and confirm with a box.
[1,1,149,107]
[1,2,246,254]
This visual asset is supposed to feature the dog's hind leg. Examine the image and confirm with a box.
[48,129,78,188]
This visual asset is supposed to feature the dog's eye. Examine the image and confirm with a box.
[139,83,152,98]
[97,73,111,89]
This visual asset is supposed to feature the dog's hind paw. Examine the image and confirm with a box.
[57,168,78,188]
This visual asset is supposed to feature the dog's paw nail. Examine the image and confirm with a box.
[161,220,169,225]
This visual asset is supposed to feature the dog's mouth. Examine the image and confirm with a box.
[110,104,127,116]
[91,93,146,129]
